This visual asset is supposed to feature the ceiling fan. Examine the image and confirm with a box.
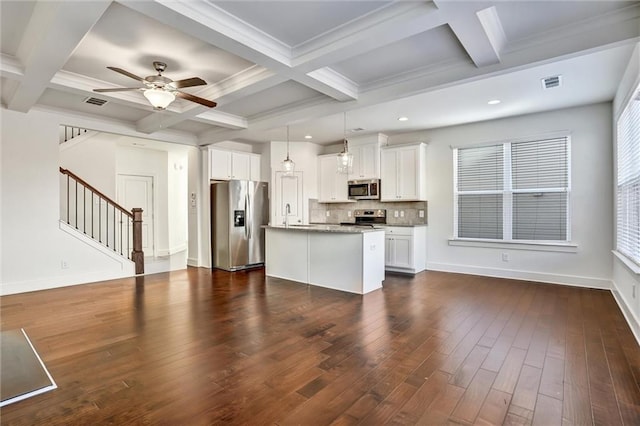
[93,61,217,110]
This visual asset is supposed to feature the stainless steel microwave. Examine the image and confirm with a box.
[348,179,380,200]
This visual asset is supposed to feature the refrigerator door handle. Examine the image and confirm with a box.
[247,192,252,239]
[244,194,249,238]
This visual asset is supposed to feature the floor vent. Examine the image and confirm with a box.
[541,75,562,90]
[84,97,108,106]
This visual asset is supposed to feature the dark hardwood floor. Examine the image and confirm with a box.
[1,268,639,425]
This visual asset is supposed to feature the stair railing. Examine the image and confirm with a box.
[59,167,144,274]
[60,126,88,143]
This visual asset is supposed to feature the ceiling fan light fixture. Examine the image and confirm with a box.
[143,87,175,109]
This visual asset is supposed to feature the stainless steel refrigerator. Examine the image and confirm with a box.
[211,180,269,271]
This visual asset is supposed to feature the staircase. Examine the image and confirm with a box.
[59,167,144,274]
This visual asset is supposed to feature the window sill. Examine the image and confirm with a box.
[612,250,640,275]
[448,238,578,253]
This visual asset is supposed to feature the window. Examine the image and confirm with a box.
[454,136,570,242]
[616,87,640,265]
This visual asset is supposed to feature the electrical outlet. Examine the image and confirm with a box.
[326,211,330,217]
[61,260,69,269]
[394,210,399,218]
[400,211,405,218]
[419,210,424,218]
[501,253,509,262]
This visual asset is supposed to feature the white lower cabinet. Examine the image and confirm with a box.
[383,226,426,273]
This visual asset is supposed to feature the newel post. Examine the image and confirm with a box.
[131,208,144,274]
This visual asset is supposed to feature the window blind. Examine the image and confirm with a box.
[455,136,569,242]
[616,91,640,265]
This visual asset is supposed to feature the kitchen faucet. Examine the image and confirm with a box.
[284,203,291,228]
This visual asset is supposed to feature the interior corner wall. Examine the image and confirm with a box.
[187,146,203,267]
[389,102,614,289]
[611,43,640,344]
[0,108,133,295]
[167,150,189,255]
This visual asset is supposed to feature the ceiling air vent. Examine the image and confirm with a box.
[84,96,108,106]
[541,75,562,90]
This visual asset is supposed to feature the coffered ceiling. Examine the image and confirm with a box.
[1,1,638,146]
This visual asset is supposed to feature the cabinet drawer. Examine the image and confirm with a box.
[382,226,413,236]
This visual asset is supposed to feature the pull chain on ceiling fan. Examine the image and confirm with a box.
[93,61,217,110]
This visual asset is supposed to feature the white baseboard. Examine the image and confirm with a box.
[611,284,640,347]
[0,268,133,296]
[426,262,612,289]
[187,257,200,267]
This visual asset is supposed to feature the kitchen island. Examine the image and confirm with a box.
[264,225,385,294]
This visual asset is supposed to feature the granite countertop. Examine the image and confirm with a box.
[263,224,384,234]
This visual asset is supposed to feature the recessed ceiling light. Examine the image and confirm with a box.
[398,116,409,121]
[487,99,501,105]
[304,135,312,139]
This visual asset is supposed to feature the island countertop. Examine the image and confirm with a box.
[262,224,383,233]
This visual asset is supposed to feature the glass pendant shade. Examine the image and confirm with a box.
[282,126,295,175]
[143,88,175,109]
[337,140,353,174]
[337,112,353,174]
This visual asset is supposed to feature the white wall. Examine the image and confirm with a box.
[1,108,134,295]
[390,102,614,288]
[611,43,640,343]
[60,132,116,197]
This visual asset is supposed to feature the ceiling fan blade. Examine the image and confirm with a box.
[93,87,142,93]
[169,77,207,89]
[175,91,217,108]
[107,67,145,82]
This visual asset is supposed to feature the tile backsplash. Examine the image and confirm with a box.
[309,199,428,225]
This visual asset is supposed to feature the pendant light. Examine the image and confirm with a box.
[282,126,295,176]
[337,112,353,174]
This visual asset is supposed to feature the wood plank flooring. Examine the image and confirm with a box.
[0,268,639,425]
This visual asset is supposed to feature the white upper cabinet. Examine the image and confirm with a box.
[209,147,261,181]
[380,143,427,201]
[348,133,386,180]
[318,154,350,203]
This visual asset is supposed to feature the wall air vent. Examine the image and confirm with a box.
[541,75,562,90]
[349,128,365,133]
[84,96,108,106]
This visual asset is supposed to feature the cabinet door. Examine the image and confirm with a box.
[274,171,303,225]
[249,154,261,181]
[210,149,232,180]
[231,152,251,180]
[319,155,349,202]
[392,235,413,268]
[397,147,418,199]
[385,236,394,266]
[380,149,398,200]
[359,144,378,179]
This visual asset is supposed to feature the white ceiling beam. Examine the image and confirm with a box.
[0,54,24,80]
[136,107,247,134]
[292,2,446,73]
[443,4,504,68]
[6,0,111,112]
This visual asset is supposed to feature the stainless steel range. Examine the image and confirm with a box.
[341,209,386,227]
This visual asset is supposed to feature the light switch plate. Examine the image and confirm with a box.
[326,211,330,217]
[400,211,405,218]
[419,210,424,218]
[394,210,399,218]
